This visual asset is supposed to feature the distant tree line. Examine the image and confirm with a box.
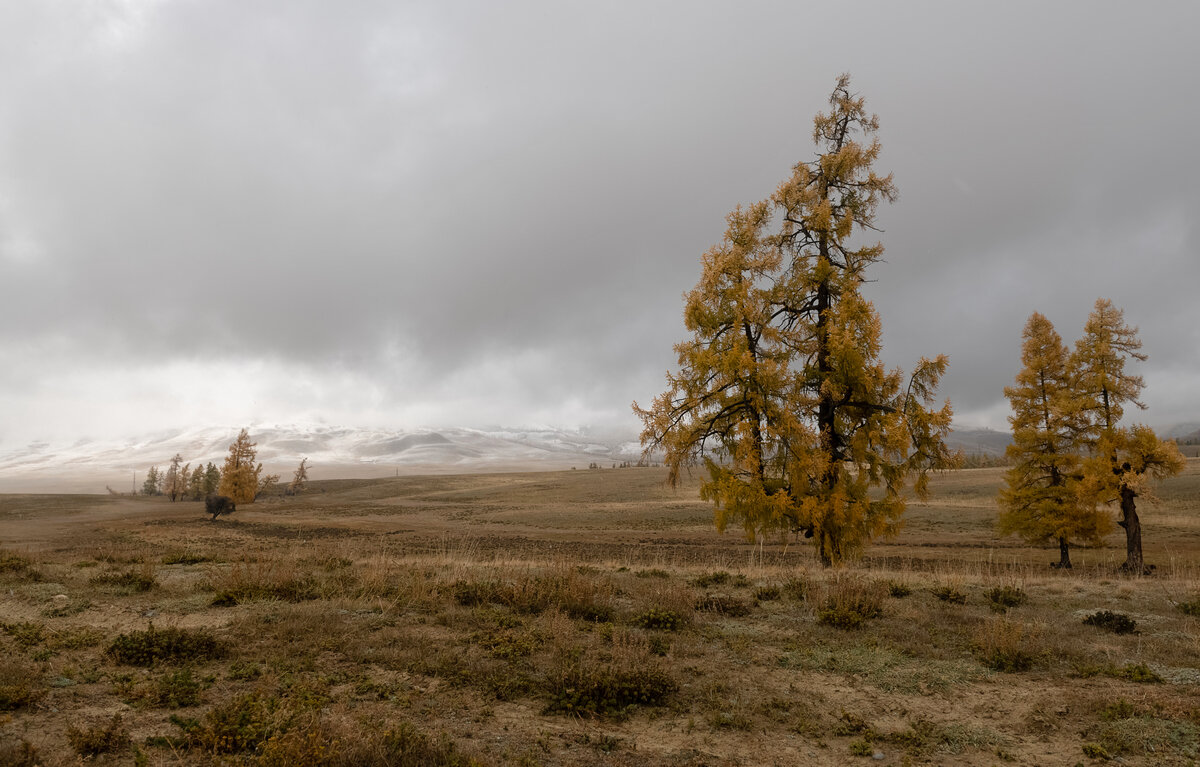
[138,428,308,506]
[141,458,220,500]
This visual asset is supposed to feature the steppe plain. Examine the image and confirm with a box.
[2,459,1199,766]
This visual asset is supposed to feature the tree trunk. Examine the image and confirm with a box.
[1054,537,1072,569]
[818,534,833,568]
[1119,484,1145,575]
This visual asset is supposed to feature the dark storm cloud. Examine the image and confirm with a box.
[1,1,1197,444]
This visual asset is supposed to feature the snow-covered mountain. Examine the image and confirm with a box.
[0,424,648,493]
[0,422,1069,494]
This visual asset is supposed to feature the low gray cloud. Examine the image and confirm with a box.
[1,1,1197,447]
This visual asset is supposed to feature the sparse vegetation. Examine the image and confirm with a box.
[0,659,44,710]
[89,564,158,592]
[67,714,131,757]
[972,618,1041,672]
[816,578,884,629]
[2,462,1199,765]
[931,584,968,604]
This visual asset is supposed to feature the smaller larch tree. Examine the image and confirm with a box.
[1072,299,1185,574]
[288,458,310,495]
[163,454,184,502]
[999,312,1109,568]
[218,429,263,505]
[141,466,161,496]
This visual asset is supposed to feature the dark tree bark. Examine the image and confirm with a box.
[1118,484,1146,575]
[1054,537,1072,569]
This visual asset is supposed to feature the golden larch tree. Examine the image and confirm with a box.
[218,428,263,505]
[999,312,1108,568]
[1072,298,1184,574]
[635,75,955,566]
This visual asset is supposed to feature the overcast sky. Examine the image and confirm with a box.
[1,0,1198,448]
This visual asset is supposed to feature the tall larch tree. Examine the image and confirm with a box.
[635,75,955,566]
[1072,298,1184,574]
[219,429,263,505]
[999,312,1108,568]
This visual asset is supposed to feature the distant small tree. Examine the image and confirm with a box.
[187,464,205,500]
[203,462,221,497]
[255,473,280,500]
[142,466,161,496]
[205,495,236,521]
[287,458,309,495]
[163,454,185,502]
[218,429,263,505]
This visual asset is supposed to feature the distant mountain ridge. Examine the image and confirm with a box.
[944,427,1012,457]
[0,424,646,493]
[3,422,1187,494]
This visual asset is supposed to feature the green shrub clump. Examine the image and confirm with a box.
[696,571,748,588]
[545,662,677,717]
[985,586,1027,612]
[817,582,884,630]
[886,581,912,598]
[1174,597,1200,617]
[106,625,225,666]
[1,622,45,648]
[171,692,277,754]
[1083,611,1138,635]
[754,585,782,601]
[633,608,684,631]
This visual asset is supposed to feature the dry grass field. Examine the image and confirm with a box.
[2,460,1199,766]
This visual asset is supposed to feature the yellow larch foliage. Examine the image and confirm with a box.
[218,428,263,505]
[1071,298,1184,573]
[635,75,955,567]
[998,312,1106,569]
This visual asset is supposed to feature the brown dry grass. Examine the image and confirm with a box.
[0,460,1198,765]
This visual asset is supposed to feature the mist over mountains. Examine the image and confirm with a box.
[0,424,645,493]
[2,420,1191,494]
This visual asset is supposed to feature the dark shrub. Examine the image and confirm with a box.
[985,586,1027,612]
[545,661,677,717]
[1083,611,1138,635]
